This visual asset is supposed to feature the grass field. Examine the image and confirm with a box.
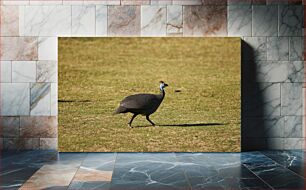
[58,37,241,152]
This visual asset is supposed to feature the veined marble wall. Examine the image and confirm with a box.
[0,0,304,150]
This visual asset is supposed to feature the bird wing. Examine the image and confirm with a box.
[120,94,161,110]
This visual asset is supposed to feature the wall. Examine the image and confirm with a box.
[0,0,304,150]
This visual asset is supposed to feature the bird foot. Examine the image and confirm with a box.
[128,124,133,128]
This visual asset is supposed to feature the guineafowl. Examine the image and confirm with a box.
[114,81,168,128]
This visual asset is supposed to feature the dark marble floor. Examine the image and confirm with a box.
[0,150,304,190]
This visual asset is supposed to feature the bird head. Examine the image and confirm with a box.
[159,81,168,90]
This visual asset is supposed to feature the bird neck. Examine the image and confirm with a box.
[160,89,165,98]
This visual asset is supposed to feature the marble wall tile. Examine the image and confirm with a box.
[24,5,71,36]
[19,138,40,149]
[108,6,141,36]
[96,5,107,36]
[151,0,172,5]
[202,0,227,5]
[244,83,281,116]
[0,83,30,116]
[228,0,252,4]
[286,0,303,4]
[19,6,25,36]
[72,5,96,36]
[30,0,63,5]
[267,0,302,5]
[252,5,278,36]
[254,61,303,82]
[167,5,183,36]
[30,83,51,116]
[263,117,285,138]
[289,37,303,61]
[279,5,303,36]
[252,0,266,4]
[0,6,19,36]
[266,0,291,4]
[0,138,3,149]
[0,117,20,138]
[183,5,227,36]
[141,6,167,36]
[287,61,303,82]
[243,37,267,61]
[284,138,304,149]
[0,61,12,82]
[281,83,303,116]
[266,138,284,150]
[267,37,289,61]
[304,89,306,126]
[172,0,201,5]
[3,138,19,149]
[0,120,2,137]
[12,61,36,82]
[0,37,38,61]
[37,61,57,82]
[51,83,58,116]
[1,0,30,5]
[228,5,252,36]
[121,0,150,5]
[284,116,303,138]
[84,0,120,5]
[243,116,285,138]
[264,117,285,138]
[20,116,57,138]
[63,0,84,5]
[38,37,58,61]
[40,138,58,149]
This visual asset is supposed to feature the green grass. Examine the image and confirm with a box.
[58,37,241,152]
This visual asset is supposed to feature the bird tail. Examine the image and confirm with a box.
[113,106,126,115]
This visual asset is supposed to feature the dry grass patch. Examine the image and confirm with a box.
[58,37,241,152]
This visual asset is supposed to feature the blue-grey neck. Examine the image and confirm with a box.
[159,84,165,98]
[160,84,164,91]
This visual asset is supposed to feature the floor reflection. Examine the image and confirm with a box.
[0,151,304,190]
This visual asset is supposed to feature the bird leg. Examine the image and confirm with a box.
[146,115,155,126]
[128,114,138,128]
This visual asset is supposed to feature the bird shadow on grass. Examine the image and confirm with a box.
[160,123,227,127]
[134,123,227,128]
